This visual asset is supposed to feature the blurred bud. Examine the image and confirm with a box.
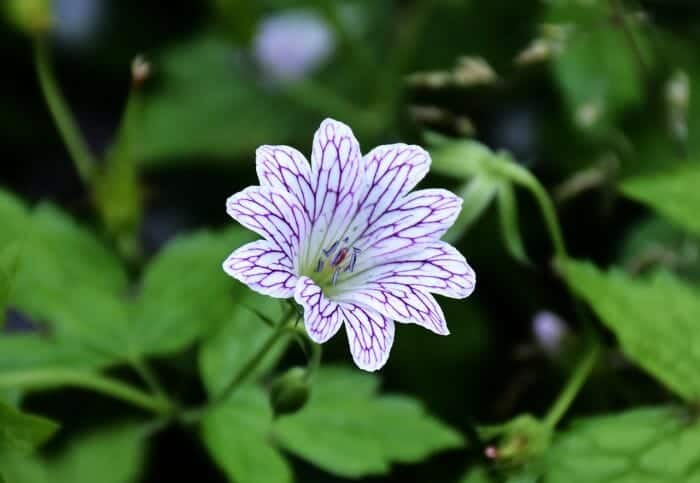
[405,71,453,89]
[532,310,569,356]
[269,367,310,416]
[131,56,151,88]
[479,415,552,465]
[452,56,497,86]
[455,116,476,137]
[575,99,602,128]
[665,70,690,144]
[5,0,51,34]
[515,39,552,65]
[252,10,335,83]
[409,105,450,123]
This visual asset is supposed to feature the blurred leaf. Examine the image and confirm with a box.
[132,227,254,356]
[444,177,498,243]
[497,182,529,264]
[621,163,700,238]
[0,424,147,483]
[561,259,700,401]
[136,35,311,167]
[0,401,57,453]
[542,406,700,482]
[198,292,288,399]
[0,335,115,373]
[274,367,463,478]
[201,386,292,483]
[547,0,647,131]
[460,467,493,483]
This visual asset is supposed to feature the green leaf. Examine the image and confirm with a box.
[497,182,529,264]
[0,424,147,483]
[0,401,57,453]
[136,35,312,167]
[621,163,700,238]
[198,292,288,399]
[274,367,463,478]
[460,467,493,483]
[561,259,700,401]
[542,406,700,482]
[443,177,499,243]
[201,386,292,483]
[132,227,254,356]
[547,0,647,131]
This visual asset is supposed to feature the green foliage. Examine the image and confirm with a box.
[273,366,463,478]
[561,259,700,401]
[0,424,147,483]
[197,292,289,400]
[136,35,312,167]
[201,386,292,483]
[546,0,647,132]
[460,467,493,483]
[621,163,700,238]
[0,401,57,453]
[542,406,700,482]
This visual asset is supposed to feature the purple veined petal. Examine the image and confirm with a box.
[306,119,364,261]
[226,186,310,262]
[341,303,395,372]
[337,284,449,335]
[356,144,431,228]
[345,241,476,299]
[223,240,298,298]
[294,276,343,343]
[353,188,462,259]
[256,145,315,217]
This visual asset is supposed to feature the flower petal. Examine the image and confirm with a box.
[223,240,297,298]
[341,304,395,372]
[306,119,364,261]
[256,145,315,215]
[354,188,462,259]
[347,241,476,299]
[226,186,310,262]
[337,285,449,335]
[294,276,343,343]
[357,144,431,227]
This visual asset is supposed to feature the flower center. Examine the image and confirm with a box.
[309,237,360,290]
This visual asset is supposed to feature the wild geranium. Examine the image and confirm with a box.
[223,119,475,371]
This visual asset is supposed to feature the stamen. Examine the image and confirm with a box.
[322,240,339,257]
[315,259,324,273]
[331,268,340,286]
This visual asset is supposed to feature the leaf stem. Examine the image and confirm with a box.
[33,37,97,184]
[130,358,168,401]
[215,308,295,404]
[543,342,600,429]
[0,369,172,415]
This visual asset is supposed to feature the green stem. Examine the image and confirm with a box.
[215,310,294,404]
[34,37,97,184]
[0,369,172,415]
[130,358,167,401]
[543,342,600,429]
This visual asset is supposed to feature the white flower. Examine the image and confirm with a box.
[224,119,476,371]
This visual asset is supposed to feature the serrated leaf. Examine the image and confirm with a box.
[131,227,254,356]
[542,406,700,482]
[621,163,700,238]
[136,35,312,168]
[273,367,463,478]
[561,259,700,401]
[201,386,292,483]
[198,292,288,399]
[0,401,57,453]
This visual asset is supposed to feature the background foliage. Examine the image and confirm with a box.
[2,0,700,482]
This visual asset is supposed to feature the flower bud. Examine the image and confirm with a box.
[532,310,569,356]
[269,367,310,416]
[666,70,690,113]
[5,0,51,34]
[131,55,151,88]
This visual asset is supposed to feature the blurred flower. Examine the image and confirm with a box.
[224,119,476,371]
[51,0,103,46]
[532,310,569,356]
[252,10,335,82]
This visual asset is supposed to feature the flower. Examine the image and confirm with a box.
[252,9,335,82]
[532,310,568,356]
[223,119,476,371]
